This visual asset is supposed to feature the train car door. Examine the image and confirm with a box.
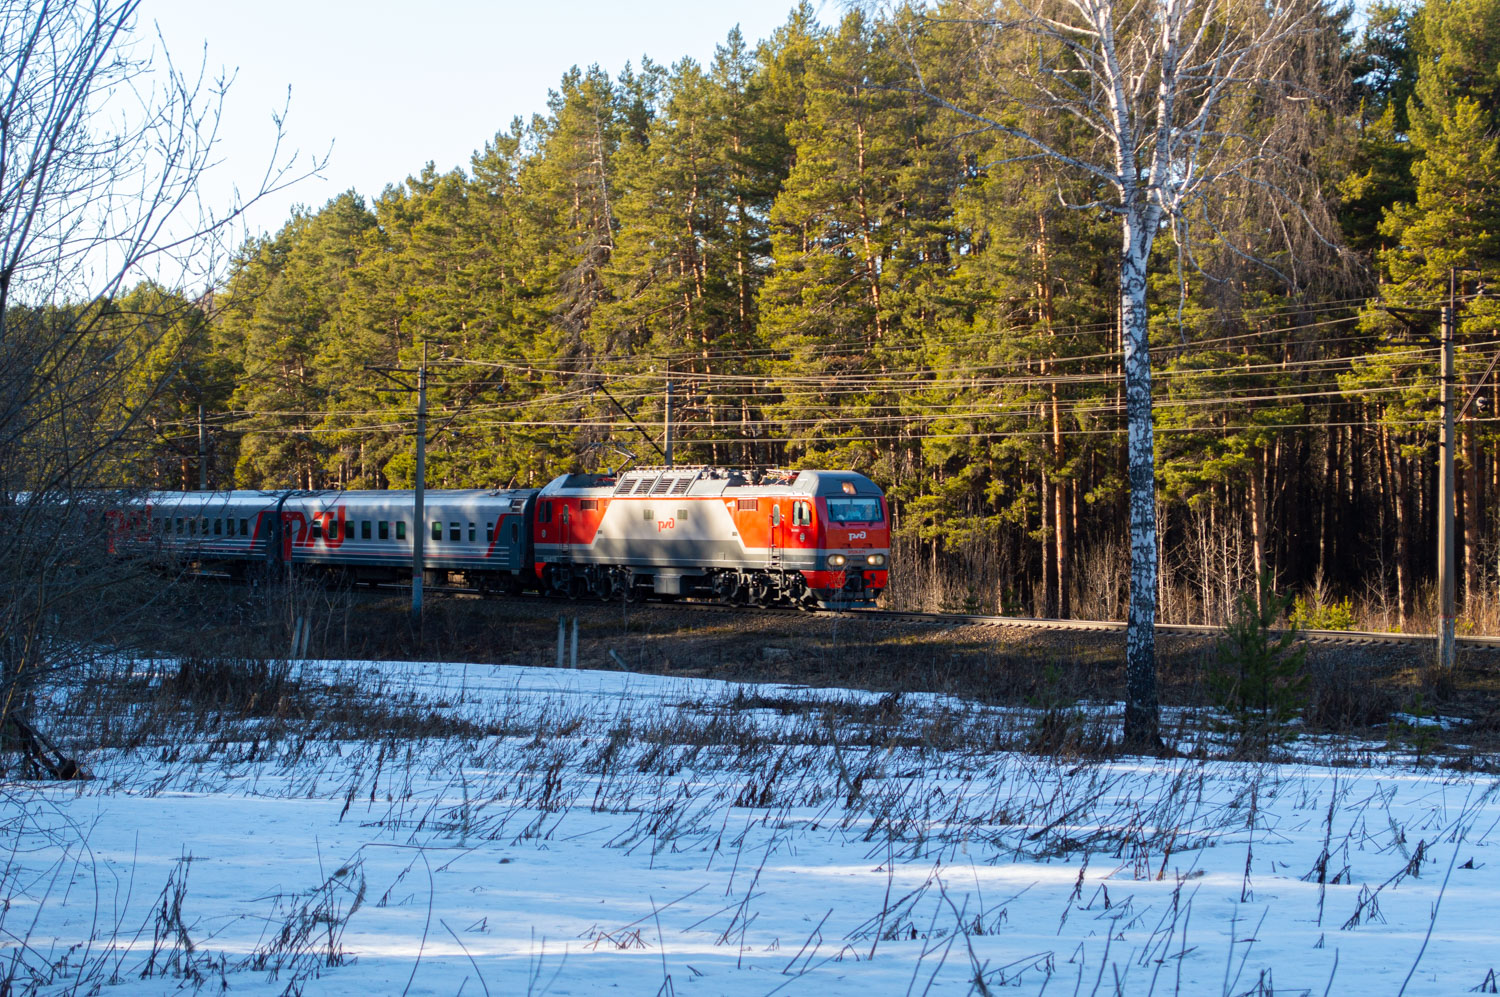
[507,517,522,571]
[769,502,784,567]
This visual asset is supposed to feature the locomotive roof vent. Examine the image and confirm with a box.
[614,467,705,496]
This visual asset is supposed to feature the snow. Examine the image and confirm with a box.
[3,659,1499,995]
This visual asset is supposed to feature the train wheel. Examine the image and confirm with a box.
[712,570,740,604]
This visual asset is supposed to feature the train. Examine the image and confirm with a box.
[111,466,890,609]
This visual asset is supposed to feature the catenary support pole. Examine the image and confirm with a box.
[664,366,674,468]
[197,403,208,490]
[1438,286,1457,669]
[413,342,427,627]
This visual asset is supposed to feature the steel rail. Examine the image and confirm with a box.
[832,608,1500,651]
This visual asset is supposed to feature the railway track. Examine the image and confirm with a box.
[404,580,1500,652]
[831,609,1500,651]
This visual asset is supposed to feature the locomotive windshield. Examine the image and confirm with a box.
[825,497,882,523]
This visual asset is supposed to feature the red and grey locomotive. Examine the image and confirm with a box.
[120,466,889,609]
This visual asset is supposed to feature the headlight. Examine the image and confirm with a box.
[827,554,847,568]
[866,553,886,566]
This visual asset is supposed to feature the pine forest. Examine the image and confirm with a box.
[59,0,1500,632]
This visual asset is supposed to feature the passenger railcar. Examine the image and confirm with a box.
[121,466,888,609]
[130,488,537,591]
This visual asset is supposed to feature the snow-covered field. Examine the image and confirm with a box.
[3,659,1498,995]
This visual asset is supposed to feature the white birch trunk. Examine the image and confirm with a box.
[1121,208,1160,749]
[915,0,1320,751]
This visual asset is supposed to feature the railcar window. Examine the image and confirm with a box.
[642,508,653,521]
[540,502,552,524]
[214,519,222,536]
[771,505,781,527]
[396,521,406,541]
[240,518,249,536]
[450,522,460,541]
[486,522,493,542]
[379,521,389,540]
[310,520,322,540]
[227,519,235,537]
[332,520,342,541]
[431,522,441,542]
[189,518,197,536]
[468,523,476,542]
[511,522,519,543]
[361,521,371,540]
[825,497,883,523]
[677,508,688,521]
[793,501,812,526]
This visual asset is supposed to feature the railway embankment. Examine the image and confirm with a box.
[141,581,1500,759]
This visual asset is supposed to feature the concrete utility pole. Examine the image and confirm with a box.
[413,342,428,624]
[1438,278,1457,670]
[663,365,674,468]
[197,402,208,490]
[366,341,431,627]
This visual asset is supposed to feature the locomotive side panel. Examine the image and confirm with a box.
[533,468,889,607]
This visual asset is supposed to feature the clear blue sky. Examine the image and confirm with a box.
[139,0,828,254]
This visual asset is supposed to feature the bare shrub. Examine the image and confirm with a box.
[1303,656,1398,731]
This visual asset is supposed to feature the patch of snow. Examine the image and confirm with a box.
[1,659,1496,995]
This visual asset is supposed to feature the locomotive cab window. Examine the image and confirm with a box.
[825,497,883,523]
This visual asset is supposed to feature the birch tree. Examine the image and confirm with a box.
[895,0,1336,748]
[0,0,309,773]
